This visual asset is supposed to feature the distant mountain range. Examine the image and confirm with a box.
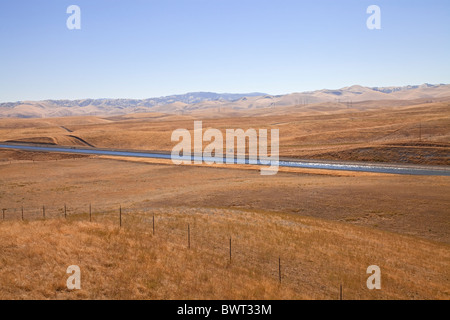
[1,84,449,118]
[0,92,266,110]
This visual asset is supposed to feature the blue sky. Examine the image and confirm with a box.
[0,0,449,102]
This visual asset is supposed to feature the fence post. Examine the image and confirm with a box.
[279,257,282,284]
[89,203,92,222]
[64,204,67,219]
[119,205,122,228]
[229,237,232,263]
[2,208,5,220]
[21,206,24,221]
[188,224,190,249]
[152,214,155,235]
[43,206,45,219]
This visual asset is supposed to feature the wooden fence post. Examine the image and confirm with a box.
[21,206,24,221]
[89,203,92,222]
[188,224,190,249]
[279,257,282,284]
[64,204,67,219]
[152,214,155,235]
[229,237,232,263]
[43,206,45,219]
[119,205,122,228]
[2,208,5,220]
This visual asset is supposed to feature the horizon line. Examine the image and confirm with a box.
[1,82,448,104]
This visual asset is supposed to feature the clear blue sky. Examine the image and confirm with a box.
[0,0,449,102]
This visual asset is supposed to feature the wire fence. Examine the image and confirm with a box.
[0,203,350,299]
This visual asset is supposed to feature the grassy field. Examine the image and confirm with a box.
[0,157,449,299]
[1,100,449,165]
[0,100,449,299]
[1,205,449,300]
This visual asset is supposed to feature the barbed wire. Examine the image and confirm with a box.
[0,203,347,298]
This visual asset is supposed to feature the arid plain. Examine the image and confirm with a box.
[0,99,449,299]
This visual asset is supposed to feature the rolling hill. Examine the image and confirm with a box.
[1,84,449,118]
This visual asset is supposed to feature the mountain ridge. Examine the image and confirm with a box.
[1,84,449,118]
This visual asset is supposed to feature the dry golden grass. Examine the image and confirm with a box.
[0,219,298,300]
[0,157,448,299]
[0,100,448,300]
[0,207,448,300]
[1,100,449,165]
[0,157,448,242]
